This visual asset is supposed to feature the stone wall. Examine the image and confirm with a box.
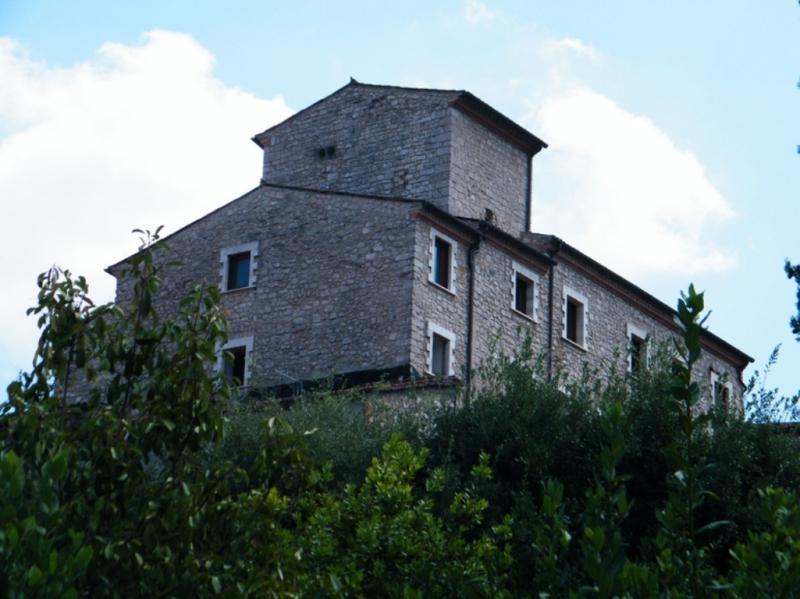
[404,218,744,409]
[548,259,744,408]
[107,82,747,413]
[409,218,471,377]
[260,85,452,210]
[448,108,530,234]
[469,240,549,367]
[114,185,419,387]
[408,219,551,381]
[259,83,534,236]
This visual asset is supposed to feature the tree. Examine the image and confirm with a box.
[784,260,800,340]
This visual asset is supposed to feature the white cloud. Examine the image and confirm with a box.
[531,87,736,279]
[544,37,600,61]
[463,0,496,24]
[0,31,293,378]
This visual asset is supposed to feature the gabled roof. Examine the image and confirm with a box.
[252,79,548,155]
[524,233,753,370]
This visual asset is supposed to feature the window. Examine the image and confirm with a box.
[429,229,456,293]
[431,334,449,376]
[719,384,731,411]
[225,346,247,384]
[511,261,539,320]
[220,242,259,292]
[710,370,732,411]
[227,252,251,289]
[426,322,456,377]
[219,336,253,386]
[562,288,588,348]
[627,324,648,375]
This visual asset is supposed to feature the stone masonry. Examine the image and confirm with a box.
[109,80,752,408]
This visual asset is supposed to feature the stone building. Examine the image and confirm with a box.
[107,80,752,409]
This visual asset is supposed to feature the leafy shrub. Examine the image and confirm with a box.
[3,233,800,596]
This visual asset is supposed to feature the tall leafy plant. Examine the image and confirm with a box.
[653,284,726,595]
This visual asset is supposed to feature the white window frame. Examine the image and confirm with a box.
[562,287,589,349]
[220,241,259,292]
[217,336,254,386]
[511,261,540,322]
[626,323,649,373]
[428,228,457,295]
[426,321,456,377]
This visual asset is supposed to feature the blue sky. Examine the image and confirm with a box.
[1,1,798,403]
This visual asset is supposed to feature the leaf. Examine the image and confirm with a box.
[4,451,24,497]
[75,545,94,569]
[49,450,68,481]
[212,576,222,594]
[26,565,44,587]
[697,520,732,536]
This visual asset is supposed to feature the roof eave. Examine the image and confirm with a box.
[530,233,753,369]
[450,92,548,156]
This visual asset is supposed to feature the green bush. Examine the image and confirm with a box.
[3,235,800,596]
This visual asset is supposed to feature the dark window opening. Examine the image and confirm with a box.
[713,379,730,411]
[566,297,582,344]
[227,252,251,290]
[432,237,452,289]
[224,346,247,385]
[515,274,533,316]
[317,145,337,159]
[431,333,450,376]
[630,334,646,374]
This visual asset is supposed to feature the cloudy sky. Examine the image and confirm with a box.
[1,1,798,398]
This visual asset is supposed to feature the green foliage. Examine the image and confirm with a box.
[578,402,657,598]
[1,235,511,596]
[296,435,513,597]
[0,449,94,598]
[743,345,800,423]
[723,486,800,597]
[3,241,800,596]
[784,259,800,340]
[220,389,421,487]
[0,237,307,595]
[651,284,724,595]
[529,478,571,595]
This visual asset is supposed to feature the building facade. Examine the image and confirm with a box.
[108,80,751,409]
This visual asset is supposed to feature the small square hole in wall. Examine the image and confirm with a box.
[317,145,337,159]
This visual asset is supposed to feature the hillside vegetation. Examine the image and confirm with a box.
[2,239,800,597]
